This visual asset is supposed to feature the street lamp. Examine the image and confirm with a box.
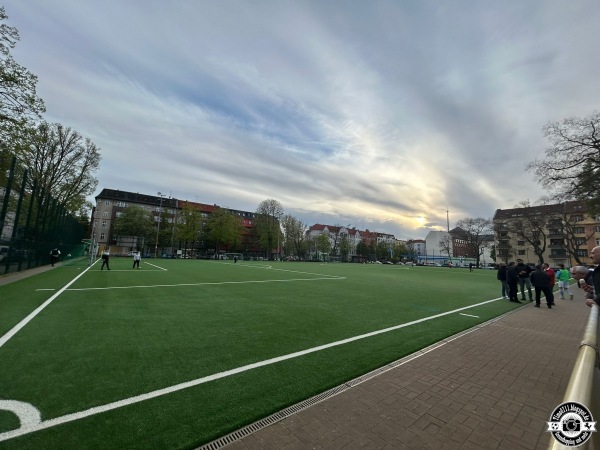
[154,192,166,258]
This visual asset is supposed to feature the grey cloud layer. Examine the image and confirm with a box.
[5,0,600,238]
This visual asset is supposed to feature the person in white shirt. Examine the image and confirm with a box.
[133,251,141,269]
[101,249,111,270]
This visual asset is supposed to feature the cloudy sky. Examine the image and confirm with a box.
[4,1,599,239]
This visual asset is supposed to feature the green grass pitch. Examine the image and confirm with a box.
[0,259,518,449]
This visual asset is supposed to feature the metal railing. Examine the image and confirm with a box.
[548,303,600,449]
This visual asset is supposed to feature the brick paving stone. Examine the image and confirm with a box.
[218,292,592,449]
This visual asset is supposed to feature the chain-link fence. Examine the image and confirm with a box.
[0,154,88,275]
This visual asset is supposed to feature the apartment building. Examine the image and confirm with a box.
[306,224,403,262]
[92,188,256,256]
[493,201,600,266]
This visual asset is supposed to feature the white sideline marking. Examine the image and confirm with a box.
[65,277,345,291]
[459,313,480,318]
[0,262,96,349]
[0,295,505,442]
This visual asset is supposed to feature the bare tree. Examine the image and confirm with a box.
[527,111,600,211]
[438,235,452,262]
[505,200,556,264]
[280,214,308,258]
[455,217,493,267]
[21,122,101,214]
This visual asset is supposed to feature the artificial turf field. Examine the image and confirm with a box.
[0,258,523,449]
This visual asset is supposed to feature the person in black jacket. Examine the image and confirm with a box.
[506,262,521,303]
[497,263,509,299]
[515,259,533,301]
[530,265,553,308]
[583,247,600,307]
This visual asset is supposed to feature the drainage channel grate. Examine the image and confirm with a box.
[196,307,519,450]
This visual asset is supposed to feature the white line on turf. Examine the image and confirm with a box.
[0,261,97,349]
[459,313,480,318]
[141,262,168,270]
[65,277,346,291]
[0,295,506,442]
[225,262,340,278]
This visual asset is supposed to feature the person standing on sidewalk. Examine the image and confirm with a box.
[530,265,553,308]
[543,262,556,305]
[497,263,509,299]
[556,263,573,300]
[506,262,521,303]
[516,259,533,301]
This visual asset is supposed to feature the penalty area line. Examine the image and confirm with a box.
[65,277,346,291]
[0,295,504,443]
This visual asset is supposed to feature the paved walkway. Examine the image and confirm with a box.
[216,291,592,450]
[0,264,57,286]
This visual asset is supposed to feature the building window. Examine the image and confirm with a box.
[101,220,107,229]
[100,233,105,240]
[517,250,526,255]
[103,211,108,217]
[574,227,585,234]
[517,240,525,246]
[104,200,111,205]
[571,215,583,222]
[117,201,128,208]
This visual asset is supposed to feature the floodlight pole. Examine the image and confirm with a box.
[154,192,165,258]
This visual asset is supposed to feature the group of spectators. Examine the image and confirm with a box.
[496,246,600,309]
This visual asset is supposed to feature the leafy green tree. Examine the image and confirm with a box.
[254,199,283,259]
[281,214,307,257]
[315,233,331,260]
[175,204,203,254]
[205,207,244,256]
[339,234,350,262]
[376,241,389,260]
[114,206,154,249]
[356,240,368,258]
[0,7,45,141]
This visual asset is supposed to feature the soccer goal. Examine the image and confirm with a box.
[81,238,98,266]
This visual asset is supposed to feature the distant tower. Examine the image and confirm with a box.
[447,209,450,232]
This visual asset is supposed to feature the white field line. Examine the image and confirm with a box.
[0,261,97,349]
[459,313,480,318]
[65,277,345,291]
[227,263,341,278]
[0,295,505,442]
[140,261,167,271]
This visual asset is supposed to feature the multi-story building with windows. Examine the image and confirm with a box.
[92,188,258,257]
[306,224,404,262]
[493,201,600,266]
